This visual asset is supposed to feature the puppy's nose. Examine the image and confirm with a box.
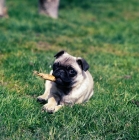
[52,69,64,77]
[59,69,65,74]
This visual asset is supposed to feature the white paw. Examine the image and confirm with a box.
[43,103,56,113]
[37,95,47,104]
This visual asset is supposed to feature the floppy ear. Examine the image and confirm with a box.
[76,57,89,71]
[54,50,65,58]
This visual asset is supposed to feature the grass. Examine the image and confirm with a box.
[0,0,139,139]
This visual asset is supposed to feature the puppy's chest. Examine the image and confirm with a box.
[60,91,79,105]
[56,87,79,105]
[61,95,75,105]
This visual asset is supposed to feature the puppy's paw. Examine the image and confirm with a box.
[37,95,47,104]
[42,103,56,113]
[54,105,63,112]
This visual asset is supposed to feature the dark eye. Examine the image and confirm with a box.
[69,69,75,74]
[68,68,77,77]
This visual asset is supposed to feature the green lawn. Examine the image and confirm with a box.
[0,0,139,139]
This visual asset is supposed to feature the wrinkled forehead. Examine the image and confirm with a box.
[54,53,77,66]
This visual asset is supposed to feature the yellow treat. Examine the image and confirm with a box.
[33,71,56,81]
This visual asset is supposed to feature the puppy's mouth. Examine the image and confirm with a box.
[54,76,72,87]
[55,77,62,83]
[53,76,62,83]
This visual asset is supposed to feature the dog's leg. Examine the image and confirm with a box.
[37,80,51,103]
[37,89,49,104]
[43,96,58,113]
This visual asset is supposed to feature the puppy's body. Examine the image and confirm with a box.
[37,51,94,113]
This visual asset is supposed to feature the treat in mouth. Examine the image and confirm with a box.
[33,71,56,81]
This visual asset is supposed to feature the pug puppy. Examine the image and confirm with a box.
[37,50,94,113]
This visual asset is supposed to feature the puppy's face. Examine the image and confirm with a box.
[52,51,89,88]
[52,58,77,87]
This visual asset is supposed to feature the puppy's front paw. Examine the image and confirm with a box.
[37,95,47,104]
[42,103,56,113]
